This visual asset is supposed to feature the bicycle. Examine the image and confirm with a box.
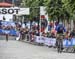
[56,34,64,53]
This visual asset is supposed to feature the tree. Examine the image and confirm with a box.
[21,0,46,35]
[21,0,46,19]
[45,0,65,22]
[45,0,71,23]
[63,0,75,28]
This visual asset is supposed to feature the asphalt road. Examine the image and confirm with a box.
[0,35,75,59]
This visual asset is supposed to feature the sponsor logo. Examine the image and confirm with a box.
[0,8,20,14]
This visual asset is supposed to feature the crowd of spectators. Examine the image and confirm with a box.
[0,20,75,41]
[17,20,75,42]
[39,21,75,39]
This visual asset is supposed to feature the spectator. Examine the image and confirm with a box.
[70,28,75,37]
[51,28,57,38]
[65,30,70,39]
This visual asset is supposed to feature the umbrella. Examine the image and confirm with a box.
[0,2,13,7]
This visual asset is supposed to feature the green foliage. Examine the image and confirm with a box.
[63,0,75,20]
[46,0,67,20]
[21,0,45,20]
[21,0,75,21]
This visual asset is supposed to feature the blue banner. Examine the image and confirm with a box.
[1,21,16,27]
[63,38,75,47]
[0,29,18,36]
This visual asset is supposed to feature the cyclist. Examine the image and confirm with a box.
[55,22,66,53]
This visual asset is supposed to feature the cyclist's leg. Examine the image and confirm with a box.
[58,41,60,53]
[60,40,63,53]
[57,40,60,53]
[60,35,63,53]
[56,34,60,53]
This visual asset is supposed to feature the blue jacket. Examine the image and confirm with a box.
[55,24,66,33]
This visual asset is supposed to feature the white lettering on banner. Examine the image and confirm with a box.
[35,36,45,43]
[35,36,75,47]
[35,36,56,46]
[44,37,51,46]
[44,37,56,46]
[51,38,56,46]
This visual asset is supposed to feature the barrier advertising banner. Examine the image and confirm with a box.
[0,7,30,21]
[35,36,75,47]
